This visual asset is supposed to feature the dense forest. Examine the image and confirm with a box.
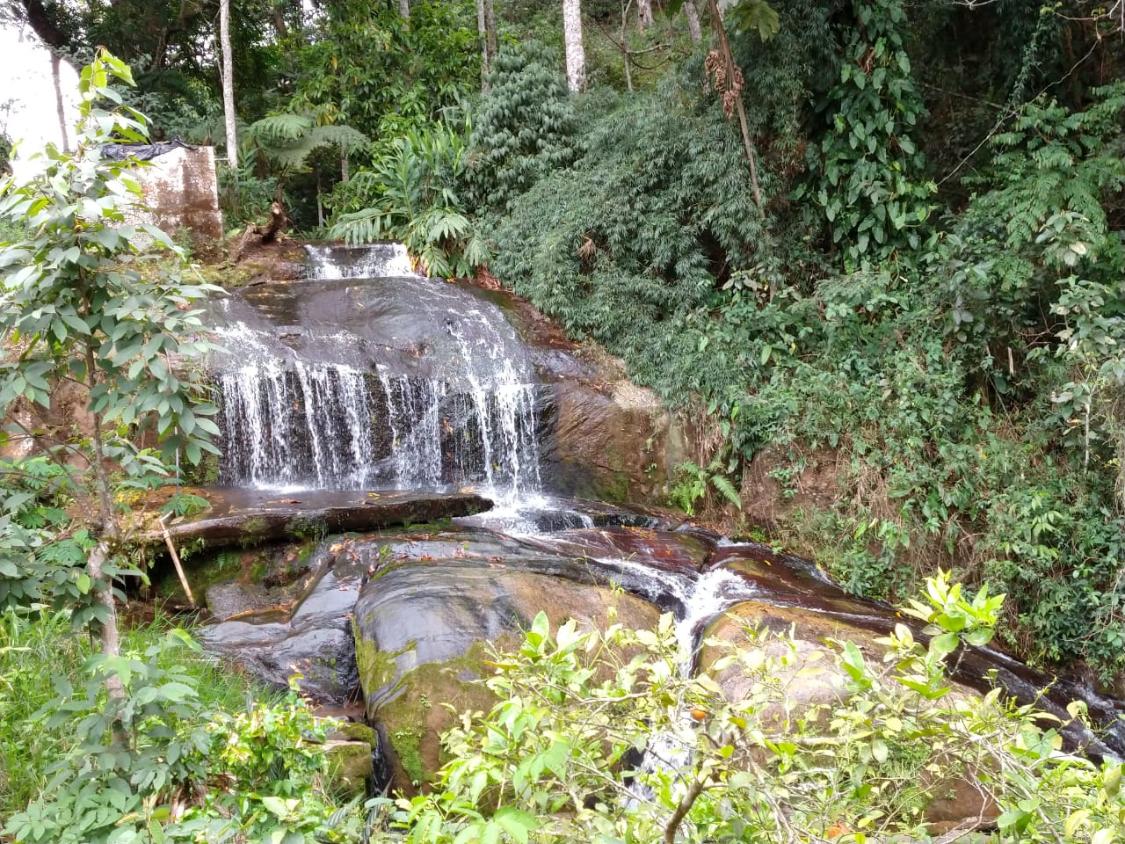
[1,0,1125,841]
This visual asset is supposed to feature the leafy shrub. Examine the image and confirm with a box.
[385,576,1124,842]
[668,458,742,516]
[484,63,1125,677]
[801,0,935,264]
[2,618,355,844]
[487,81,762,369]
[465,42,580,211]
[329,121,484,278]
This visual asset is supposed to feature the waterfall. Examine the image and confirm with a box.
[213,244,542,501]
[304,243,418,279]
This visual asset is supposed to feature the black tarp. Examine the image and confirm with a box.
[100,139,195,161]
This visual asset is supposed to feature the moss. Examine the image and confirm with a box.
[354,630,502,791]
[352,619,400,696]
[391,728,427,785]
[334,721,377,744]
[325,740,375,797]
[155,549,242,600]
[287,515,328,542]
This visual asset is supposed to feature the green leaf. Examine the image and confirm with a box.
[494,807,538,844]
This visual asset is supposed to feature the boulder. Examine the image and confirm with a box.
[701,602,892,717]
[197,566,361,702]
[700,602,997,833]
[323,721,379,797]
[352,561,661,792]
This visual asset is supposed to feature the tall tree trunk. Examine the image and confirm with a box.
[684,0,702,42]
[84,344,125,713]
[562,0,586,93]
[476,0,493,90]
[399,0,410,19]
[50,52,70,153]
[637,0,654,29]
[707,0,762,207]
[485,0,498,72]
[219,0,239,169]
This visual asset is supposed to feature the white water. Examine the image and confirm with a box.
[214,244,543,505]
[304,243,418,279]
[596,559,755,670]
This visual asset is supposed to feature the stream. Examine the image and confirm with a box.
[187,243,1124,788]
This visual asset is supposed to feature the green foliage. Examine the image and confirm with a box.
[668,458,741,516]
[0,458,92,615]
[466,42,580,212]
[0,50,220,472]
[244,112,369,174]
[487,82,761,359]
[160,492,210,519]
[291,0,478,142]
[385,581,1124,842]
[1,611,355,843]
[804,0,935,264]
[330,121,484,278]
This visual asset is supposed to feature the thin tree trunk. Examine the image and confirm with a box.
[399,0,410,19]
[477,0,492,90]
[684,0,702,42]
[707,0,762,207]
[50,52,69,153]
[484,0,497,62]
[219,0,239,169]
[619,0,634,91]
[84,344,124,709]
[637,0,654,29]
[562,0,586,93]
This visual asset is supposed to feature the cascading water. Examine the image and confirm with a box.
[304,242,418,279]
[211,244,543,501]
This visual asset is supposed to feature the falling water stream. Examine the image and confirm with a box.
[212,244,542,503]
[201,242,1125,763]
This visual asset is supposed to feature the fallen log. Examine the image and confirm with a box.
[139,490,493,553]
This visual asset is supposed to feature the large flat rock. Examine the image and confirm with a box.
[353,560,661,791]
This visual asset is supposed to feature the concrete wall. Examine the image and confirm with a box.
[133,146,225,245]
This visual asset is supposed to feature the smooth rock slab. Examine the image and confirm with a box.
[198,569,361,702]
[353,561,661,792]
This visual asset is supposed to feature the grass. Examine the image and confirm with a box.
[0,607,278,819]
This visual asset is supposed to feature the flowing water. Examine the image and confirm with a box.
[201,242,1125,762]
[212,245,541,501]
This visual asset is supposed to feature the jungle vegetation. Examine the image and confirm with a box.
[1,0,1124,841]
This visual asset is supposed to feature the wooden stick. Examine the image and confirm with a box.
[159,512,196,607]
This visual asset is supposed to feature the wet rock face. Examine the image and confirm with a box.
[198,567,362,702]
[352,561,661,791]
[538,378,685,503]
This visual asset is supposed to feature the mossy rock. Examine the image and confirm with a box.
[324,739,374,797]
[352,562,660,792]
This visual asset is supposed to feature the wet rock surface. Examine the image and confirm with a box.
[143,489,492,552]
[197,548,363,702]
[352,560,661,791]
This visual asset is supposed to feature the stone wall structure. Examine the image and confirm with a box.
[132,145,224,244]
